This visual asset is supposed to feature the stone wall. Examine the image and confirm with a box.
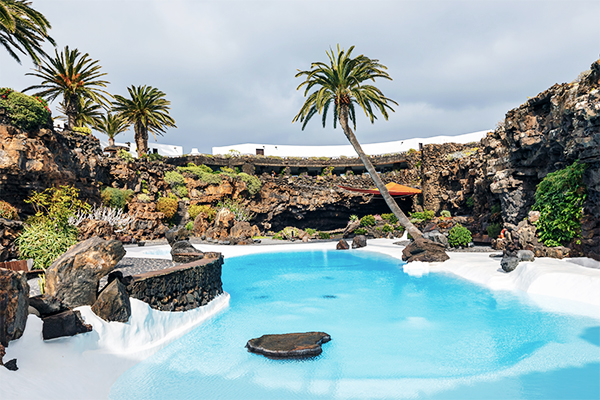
[0,218,22,262]
[124,255,223,312]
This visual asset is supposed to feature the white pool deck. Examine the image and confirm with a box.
[1,239,599,400]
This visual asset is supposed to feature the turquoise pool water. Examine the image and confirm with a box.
[110,250,600,399]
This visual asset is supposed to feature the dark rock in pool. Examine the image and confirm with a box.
[402,237,449,263]
[336,239,349,250]
[246,332,331,358]
[352,235,367,249]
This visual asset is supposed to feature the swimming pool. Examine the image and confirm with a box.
[110,250,600,399]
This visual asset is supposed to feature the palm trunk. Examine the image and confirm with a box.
[134,121,148,157]
[108,136,115,147]
[338,105,422,239]
[65,93,78,130]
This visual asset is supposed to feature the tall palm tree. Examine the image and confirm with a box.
[112,85,176,157]
[56,97,103,128]
[94,112,129,146]
[293,45,422,239]
[0,0,54,65]
[23,45,110,129]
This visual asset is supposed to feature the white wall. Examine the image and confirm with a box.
[211,130,489,158]
[99,141,183,157]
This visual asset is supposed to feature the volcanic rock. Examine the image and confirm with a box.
[91,279,131,323]
[352,235,367,249]
[42,310,92,340]
[402,237,450,263]
[170,240,204,263]
[0,268,29,346]
[422,229,449,248]
[166,226,190,246]
[4,358,17,371]
[517,250,535,262]
[28,294,69,318]
[44,236,126,308]
[246,332,331,358]
[336,239,349,250]
[77,219,116,241]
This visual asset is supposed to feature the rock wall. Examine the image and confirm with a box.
[0,269,29,346]
[124,256,223,312]
[0,218,22,262]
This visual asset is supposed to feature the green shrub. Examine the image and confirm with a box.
[118,149,134,162]
[101,187,134,210]
[217,198,254,222]
[354,228,368,235]
[137,193,151,203]
[164,171,185,186]
[146,153,164,162]
[178,163,222,184]
[466,197,475,208]
[0,200,18,220]
[318,231,331,239]
[305,228,316,236]
[156,194,178,220]
[440,210,451,218]
[360,215,376,227]
[382,223,393,233]
[486,222,502,239]
[0,90,51,131]
[532,161,587,247]
[174,185,188,198]
[381,213,398,224]
[349,214,359,222]
[321,166,334,176]
[188,204,216,222]
[185,221,193,231]
[490,204,501,215]
[448,224,472,247]
[410,209,435,221]
[72,126,91,135]
[238,173,262,196]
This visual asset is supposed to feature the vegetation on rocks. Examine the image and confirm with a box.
[448,224,472,248]
[217,199,254,222]
[532,161,587,247]
[0,200,18,220]
[360,215,376,227]
[188,204,216,222]
[0,88,51,131]
[179,163,221,184]
[156,194,178,220]
[101,187,133,210]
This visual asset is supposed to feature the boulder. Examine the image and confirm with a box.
[192,212,211,237]
[4,358,17,371]
[0,269,29,346]
[230,221,260,239]
[422,230,449,248]
[0,343,4,364]
[77,219,116,241]
[342,220,361,238]
[44,237,126,308]
[401,237,450,263]
[170,240,204,263]
[352,235,367,249]
[517,250,535,262]
[246,332,331,358]
[501,256,520,272]
[165,226,190,246]
[28,294,69,318]
[91,279,131,323]
[336,239,349,250]
[42,310,92,340]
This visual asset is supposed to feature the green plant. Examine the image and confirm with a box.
[137,193,151,203]
[185,221,193,231]
[0,200,18,220]
[448,224,472,248]
[354,228,368,235]
[491,204,501,215]
[188,204,216,222]
[321,166,334,176]
[174,185,188,198]
[156,194,178,220]
[440,210,451,218]
[318,231,331,239]
[117,148,134,162]
[72,126,91,135]
[238,173,262,196]
[381,213,398,224]
[466,197,475,208]
[164,171,185,186]
[532,161,587,247]
[382,223,393,233]
[146,152,164,162]
[0,90,51,131]
[486,222,502,239]
[305,228,316,236]
[360,214,376,227]
[178,163,222,184]
[349,214,359,222]
[410,209,435,221]
[217,198,254,222]
[101,187,134,210]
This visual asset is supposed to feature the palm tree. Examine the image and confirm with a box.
[56,97,103,128]
[23,45,110,129]
[112,85,176,157]
[0,0,54,65]
[293,45,422,239]
[94,112,129,146]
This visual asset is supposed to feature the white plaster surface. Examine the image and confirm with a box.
[2,238,599,399]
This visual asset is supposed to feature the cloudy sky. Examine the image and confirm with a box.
[2,0,598,154]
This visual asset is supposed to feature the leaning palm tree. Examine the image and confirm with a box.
[0,0,54,65]
[56,97,103,128]
[112,85,176,157]
[293,45,422,239]
[94,112,129,146]
[23,45,110,129]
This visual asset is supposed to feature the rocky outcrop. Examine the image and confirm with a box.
[77,219,116,241]
[0,269,29,346]
[402,237,450,263]
[0,218,22,262]
[123,256,223,312]
[28,294,69,318]
[352,235,367,249]
[170,240,204,263]
[336,239,349,250]
[44,237,126,308]
[42,310,92,340]
[91,279,131,323]
[246,332,331,358]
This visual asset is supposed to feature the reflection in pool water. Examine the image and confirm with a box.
[110,250,600,399]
